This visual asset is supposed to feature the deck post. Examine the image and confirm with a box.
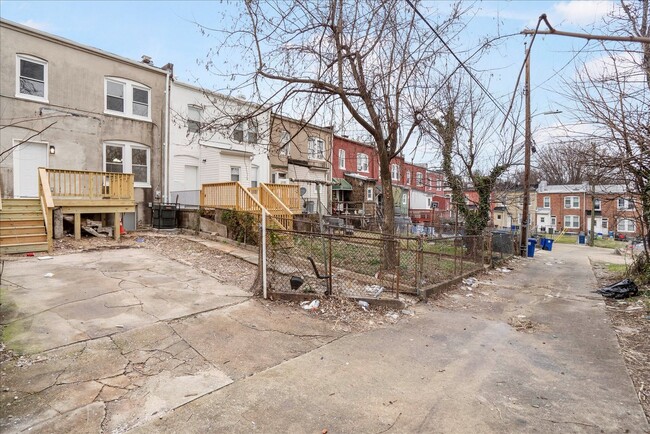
[114,212,121,240]
[74,213,81,240]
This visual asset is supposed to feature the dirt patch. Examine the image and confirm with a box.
[592,261,650,423]
[507,316,538,333]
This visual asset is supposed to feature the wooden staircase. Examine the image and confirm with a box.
[0,198,49,254]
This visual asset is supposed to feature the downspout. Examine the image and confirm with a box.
[164,68,171,203]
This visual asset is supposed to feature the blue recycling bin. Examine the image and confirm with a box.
[540,238,548,249]
[527,238,537,257]
[544,239,554,251]
[578,232,586,244]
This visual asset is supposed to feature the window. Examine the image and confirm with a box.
[436,180,442,189]
[617,219,636,232]
[540,217,546,223]
[563,215,580,229]
[497,214,502,220]
[251,166,258,188]
[230,166,240,182]
[357,153,369,172]
[366,187,373,201]
[401,193,407,205]
[104,78,150,120]
[551,216,557,226]
[103,142,150,187]
[617,198,634,210]
[233,119,258,144]
[592,198,601,211]
[339,149,346,169]
[279,131,291,156]
[564,196,580,209]
[187,106,202,133]
[391,164,400,181]
[308,137,325,160]
[416,172,423,186]
[426,197,431,208]
[602,218,608,229]
[16,55,47,101]
[406,171,411,185]
[543,196,550,208]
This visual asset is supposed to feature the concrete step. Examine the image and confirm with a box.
[0,241,49,255]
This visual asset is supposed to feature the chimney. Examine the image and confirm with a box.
[141,55,153,65]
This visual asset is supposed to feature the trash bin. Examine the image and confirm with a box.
[152,203,178,229]
[527,238,537,257]
[544,239,554,251]
[540,238,548,249]
[578,232,586,244]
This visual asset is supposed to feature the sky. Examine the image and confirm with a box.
[0,0,623,163]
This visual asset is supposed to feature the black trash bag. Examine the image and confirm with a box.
[597,279,639,299]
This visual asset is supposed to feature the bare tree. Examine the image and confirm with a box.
[200,0,465,266]
[561,0,649,261]
[424,77,518,238]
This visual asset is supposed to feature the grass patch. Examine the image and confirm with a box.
[606,263,628,275]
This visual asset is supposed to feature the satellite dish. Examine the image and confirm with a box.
[299,187,307,197]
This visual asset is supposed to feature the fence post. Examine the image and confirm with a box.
[395,239,401,299]
[416,236,423,294]
[262,210,267,299]
[328,235,333,296]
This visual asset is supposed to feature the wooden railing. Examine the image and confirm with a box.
[264,183,301,213]
[259,183,294,229]
[201,181,287,229]
[38,168,55,251]
[46,169,134,202]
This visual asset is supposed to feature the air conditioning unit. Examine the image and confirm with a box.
[277,178,289,185]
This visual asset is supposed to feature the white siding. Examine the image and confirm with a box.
[288,163,329,214]
[410,189,431,209]
[170,155,199,192]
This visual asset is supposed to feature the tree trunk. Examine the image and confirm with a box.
[377,147,397,269]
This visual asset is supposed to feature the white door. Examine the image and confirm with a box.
[184,165,198,190]
[14,142,48,197]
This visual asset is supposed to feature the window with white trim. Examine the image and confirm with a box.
[366,187,373,201]
[617,198,634,210]
[617,219,636,232]
[563,215,580,228]
[594,198,601,211]
[406,171,411,185]
[540,217,546,223]
[391,164,400,181]
[551,216,557,226]
[416,172,424,186]
[308,137,325,160]
[230,166,240,182]
[357,153,369,172]
[564,196,580,209]
[339,149,346,169]
[105,77,150,120]
[401,193,407,205]
[543,196,550,208]
[233,119,259,144]
[279,130,291,156]
[436,179,442,189]
[426,197,432,208]
[187,105,202,134]
[103,141,150,187]
[602,218,608,229]
[16,55,47,101]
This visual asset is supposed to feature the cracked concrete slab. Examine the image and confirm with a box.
[172,300,346,380]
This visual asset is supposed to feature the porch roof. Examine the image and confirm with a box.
[332,178,353,191]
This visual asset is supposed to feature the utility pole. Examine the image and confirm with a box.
[520,49,532,257]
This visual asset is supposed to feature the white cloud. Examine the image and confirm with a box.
[19,19,51,31]
[551,1,614,26]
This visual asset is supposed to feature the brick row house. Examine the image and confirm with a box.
[535,181,642,237]
[331,135,449,231]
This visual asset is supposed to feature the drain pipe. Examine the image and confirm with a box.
[162,64,173,202]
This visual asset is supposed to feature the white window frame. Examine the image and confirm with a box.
[543,196,550,208]
[594,198,601,211]
[426,197,432,208]
[391,164,400,181]
[563,215,580,229]
[339,149,346,169]
[16,54,48,102]
[401,193,407,206]
[540,217,546,223]
[617,219,635,232]
[187,105,202,134]
[230,166,241,182]
[551,216,557,226]
[436,180,442,189]
[366,187,373,201]
[416,172,424,186]
[103,141,151,188]
[602,218,608,229]
[564,196,580,209]
[406,171,411,185]
[308,137,325,160]
[617,198,634,210]
[279,130,291,156]
[357,153,369,172]
[104,77,151,121]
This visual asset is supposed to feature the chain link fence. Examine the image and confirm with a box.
[264,228,504,299]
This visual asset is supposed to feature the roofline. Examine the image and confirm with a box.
[334,134,376,149]
[1,18,169,76]
[173,80,268,111]
[271,113,334,133]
